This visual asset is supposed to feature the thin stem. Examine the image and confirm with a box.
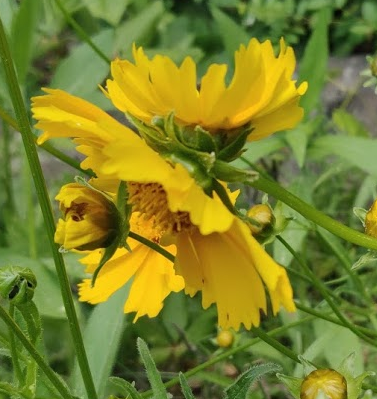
[9,304,25,386]
[0,104,91,176]
[0,305,74,399]
[295,302,377,338]
[129,231,175,262]
[23,152,37,259]
[277,235,377,348]
[248,176,377,251]
[251,327,299,363]
[0,17,98,399]
[2,119,15,213]
[54,0,111,65]
[315,229,371,304]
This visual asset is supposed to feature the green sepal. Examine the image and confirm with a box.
[91,181,132,286]
[353,207,367,227]
[0,266,37,305]
[276,374,302,399]
[217,124,252,162]
[212,160,259,183]
[175,123,217,154]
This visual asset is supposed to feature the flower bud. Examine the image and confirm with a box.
[216,330,234,348]
[0,266,37,304]
[55,183,119,251]
[365,199,377,238]
[247,204,273,234]
[300,369,347,399]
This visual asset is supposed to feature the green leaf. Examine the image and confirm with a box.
[83,0,130,26]
[211,6,250,56]
[71,284,130,399]
[50,28,114,103]
[298,6,331,113]
[136,337,168,399]
[224,363,282,399]
[332,109,369,137]
[179,373,195,399]
[310,135,377,176]
[161,292,188,343]
[11,0,42,84]
[114,1,165,55]
[109,376,143,399]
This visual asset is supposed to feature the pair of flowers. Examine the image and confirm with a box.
[32,38,307,330]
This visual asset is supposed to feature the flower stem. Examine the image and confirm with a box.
[248,176,377,250]
[129,232,175,262]
[277,235,377,348]
[0,305,74,399]
[9,304,25,386]
[0,104,91,175]
[0,16,98,399]
[54,0,110,65]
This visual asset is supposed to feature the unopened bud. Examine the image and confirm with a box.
[247,204,273,234]
[365,199,377,238]
[300,369,347,399]
[55,183,119,251]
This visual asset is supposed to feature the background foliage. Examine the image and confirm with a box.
[1,0,377,398]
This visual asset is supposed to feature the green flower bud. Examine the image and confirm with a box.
[0,266,37,304]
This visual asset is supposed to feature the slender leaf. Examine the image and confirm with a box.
[137,337,168,399]
[224,363,282,399]
[211,6,250,56]
[109,376,143,399]
[71,284,130,399]
[310,135,377,176]
[179,373,195,399]
[83,0,130,26]
[114,1,165,55]
[11,0,41,84]
[298,7,331,113]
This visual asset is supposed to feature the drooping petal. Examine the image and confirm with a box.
[175,219,295,330]
[78,240,183,321]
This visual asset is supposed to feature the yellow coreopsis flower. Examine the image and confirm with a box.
[106,38,307,140]
[32,89,295,330]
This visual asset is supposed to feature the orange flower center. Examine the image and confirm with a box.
[128,182,194,235]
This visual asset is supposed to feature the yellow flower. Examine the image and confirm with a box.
[55,183,119,251]
[300,369,347,399]
[32,89,295,329]
[106,38,307,140]
[78,212,184,321]
[365,199,377,237]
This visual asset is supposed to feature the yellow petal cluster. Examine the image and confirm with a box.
[106,38,307,139]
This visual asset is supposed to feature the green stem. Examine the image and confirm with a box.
[23,152,37,259]
[0,104,92,176]
[0,305,74,399]
[129,231,175,262]
[0,17,98,399]
[316,228,371,304]
[251,327,299,363]
[9,304,25,386]
[54,0,111,65]
[277,235,377,348]
[248,176,377,250]
[295,302,377,338]
[2,119,15,213]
